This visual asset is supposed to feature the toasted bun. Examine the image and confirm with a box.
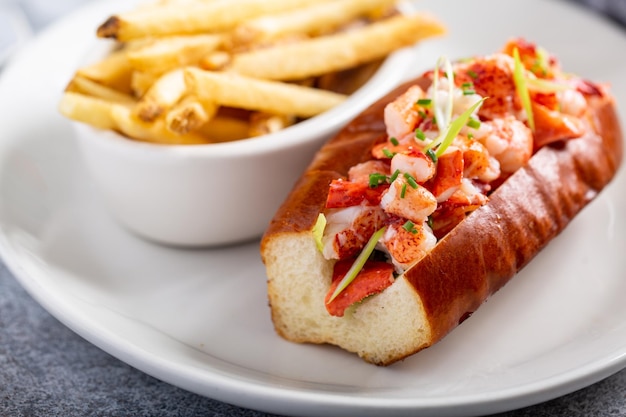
[260,76,623,366]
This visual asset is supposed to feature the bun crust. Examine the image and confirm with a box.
[260,76,623,365]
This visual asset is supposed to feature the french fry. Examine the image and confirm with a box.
[76,48,134,94]
[248,112,295,137]
[59,92,120,130]
[316,60,383,95]
[110,105,210,145]
[126,34,224,73]
[185,68,346,117]
[165,95,218,134]
[199,51,231,71]
[130,70,159,98]
[60,91,209,144]
[66,75,136,104]
[135,69,186,121]
[233,0,397,44]
[225,13,446,81]
[62,0,446,145]
[97,0,322,41]
[202,31,309,68]
[197,116,252,143]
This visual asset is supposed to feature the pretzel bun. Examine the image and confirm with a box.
[260,58,623,366]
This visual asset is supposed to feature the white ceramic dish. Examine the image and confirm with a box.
[71,2,421,247]
[0,0,625,416]
[0,4,32,68]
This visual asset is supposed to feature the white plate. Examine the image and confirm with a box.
[0,4,32,68]
[0,0,625,416]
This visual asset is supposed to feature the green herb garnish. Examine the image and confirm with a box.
[426,97,487,157]
[426,148,438,163]
[415,128,426,141]
[417,98,432,107]
[312,213,327,253]
[382,148,395,159]
[442,57,455,129]
[526,76,570,93]
[467,117,481,129]
[368,173,388,188]
[403,173,418,189]
[326,226,387,303]
[427,56,455,154]
[513,47,535,131]
[400,183,407,198]
[461,82,476,96]
[402,220,418,234]
[531,46,550,77]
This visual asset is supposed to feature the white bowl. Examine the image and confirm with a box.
[73,46,418,247]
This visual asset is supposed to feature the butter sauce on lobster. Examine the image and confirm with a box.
[260,38,623,365]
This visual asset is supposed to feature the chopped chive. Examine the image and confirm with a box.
[368,173,387,188]
[467,117,481,129]
[467,69,478,79]
[382,148,395,158]
[403,173,418,188]
[402,220,418,234]
[462,89,476,96]
[416,98,432,107]
[414,128,426,141]
[426,148,438,163]
[390,136,399,146]
[390,169,400,182]
[418,110,428,119]
[462,82,473,88]
[400,183,407,198]
[467,133,474,140]
[427,215,434,229]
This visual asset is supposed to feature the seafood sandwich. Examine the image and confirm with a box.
[261,39,623,365]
